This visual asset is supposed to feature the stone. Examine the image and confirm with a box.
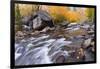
[59,21,69,28]
[51,51,69,63]
[83,38,92,48]
[16,31,24,37]
[33,10,52,21]
[21,15,32,25]
[32,11,54,31]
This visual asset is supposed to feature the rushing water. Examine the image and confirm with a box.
[15,35,72,65]
[15,23,95,65]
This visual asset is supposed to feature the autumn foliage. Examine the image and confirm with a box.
[15,4,94,24]
[48,6,87,23]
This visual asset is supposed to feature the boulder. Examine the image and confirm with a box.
[83,38,92,48]
[21,15,33,31]
[69,48,85,61]
[21,15,32,25]
[21,11,54,31]
[33,10,52,21]
[51,51,69,63]
[32,11,54,31]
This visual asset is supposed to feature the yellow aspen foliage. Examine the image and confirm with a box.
[66,10,80,23]
[15,4,88,23]
[48,6,87,23]
[48,6,69,23]
[76,8,88,23]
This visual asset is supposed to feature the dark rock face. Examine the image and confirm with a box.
[21,15,32,25]
[51,51,68,63]
[59,21,69,29]
[21,11,54,31]
[55,55,65,63]
[21,15,33,31]
[32,11,54,30]
[33,11,52,21]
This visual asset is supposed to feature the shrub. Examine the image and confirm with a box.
[86,8,95,23]
[15,4,22,31]
[48,6,82,24]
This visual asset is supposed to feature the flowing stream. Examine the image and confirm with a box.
[15,23,95,65]
[15,34,72,65]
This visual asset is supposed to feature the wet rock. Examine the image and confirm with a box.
[76,48,85,60]
[84,38,92,44]
[15,19,95,65]
[91,46,95,53]
[81,24,90,29]
[55,55,65,63]
[21,15,32,25]
[83,38,92,48]
[62,46,74,51]
[30,31,40,36]
[22,25,31,31]
[21,15,33,31]
[33,11,52,21]
[59,21,69,28]
[15,31,27,41]
[67,22,78,27]
[86,41,95,54]
[51,51,69,63]
[32,15,42,30]
[21,11,54,31]
[32,11,54,31]
[40,27,54,33]
[88,29,94,35]
[69,47,85,62]
[68,28,88,37]
[91,25,94,30]
[16,31,25,37]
